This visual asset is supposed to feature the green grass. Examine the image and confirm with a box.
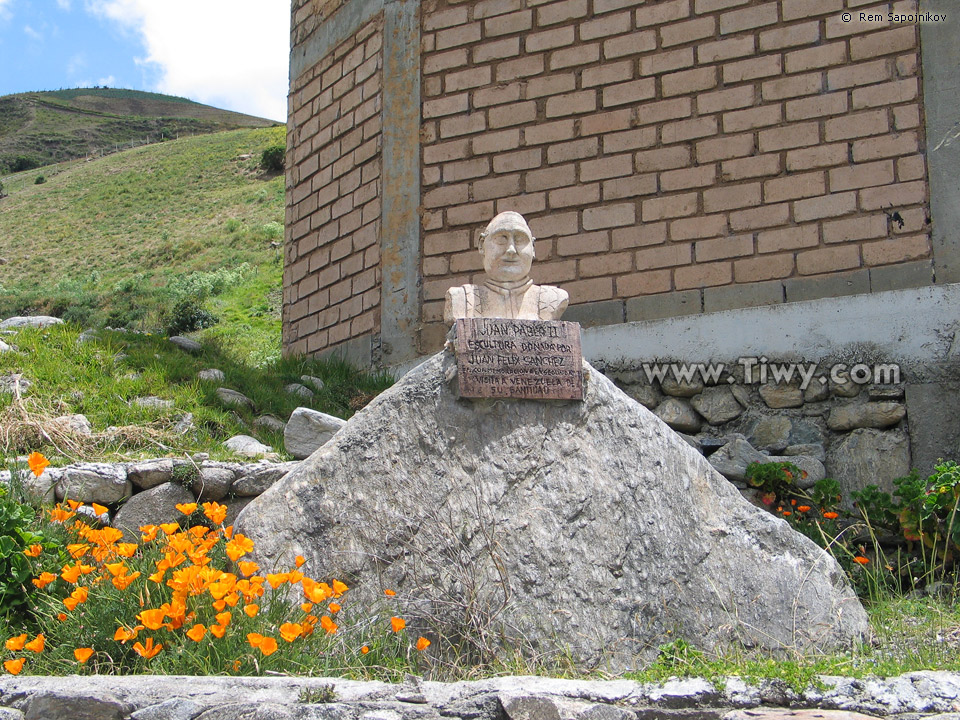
[0,325,393,464]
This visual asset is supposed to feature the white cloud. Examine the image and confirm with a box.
[56,0,71,10]
[85,0,288,121]
[98,74,116,86]
[23,23,42,40]
[67,52,86,76]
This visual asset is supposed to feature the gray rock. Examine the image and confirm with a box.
[236,351,867,668]
[76,504,110,524]
[660,376,704,397]
[730,384,752,407]
[134,396,174,409]
[868,384,904,401]
[827,402,906,431]
[23,467,61,504]
[758,383,804,408]
[51,413,92,436]
[708,435,768,482]
[233,462,299,496]
[803,378,830,402]
[653,397,702,433]
[173,412,195,435]
[767,455,826,489]
[77,328,99,343]
[0,339,12,353]
[224,496,255,527]
[113,482,197,542]
[254,414,286,433]
[128,458,175,489]
[196,704,295,720]
[217,388,254,409]
[677,433,701,451]
[285,382,315,398]
[0,374,30,394]
[749,416,792,452]
[690,386,743,425]
[827,429,911,506]
[198,368,226,382]
[0,708,23,719]
[0,315,63,329]
[224,434,274,457]
[830,377,861,398]
[20,692,131,720]
[787,418,825,446]
[301,374,325,391]
[784,443,826,462]
[132,698,206,720]
[623,384,659,409]
[58,463,131,504]
[284,407,346,459]
[191,466,235,501]
[170,335,202,354]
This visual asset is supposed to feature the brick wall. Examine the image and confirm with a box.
[417,0,930,353]
[283,8,383,356]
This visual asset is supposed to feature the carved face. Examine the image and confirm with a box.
[479,212,535,283]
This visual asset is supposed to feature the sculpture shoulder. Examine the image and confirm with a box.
[444,284,476,323]
[537,284,569,320]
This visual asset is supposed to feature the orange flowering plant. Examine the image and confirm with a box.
[3,487,435,677]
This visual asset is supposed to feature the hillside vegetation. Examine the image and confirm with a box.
[0,124,288,364]
[0,88,276,173]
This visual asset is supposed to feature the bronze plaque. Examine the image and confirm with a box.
[454,318,584,400]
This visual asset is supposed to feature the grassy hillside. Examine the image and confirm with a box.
[0,125,288,364]
[0,88,277,174]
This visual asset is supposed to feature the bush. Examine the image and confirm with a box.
[166,299,219,336]
[260,145,285,173]
[10,156,40,173]
[34,175,46,185]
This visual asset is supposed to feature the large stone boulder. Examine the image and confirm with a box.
[283,407,345,459]
[237,352,867,668]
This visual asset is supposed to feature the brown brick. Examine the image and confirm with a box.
[604,31,657,59]
[423,255,450,276]
[823,214,888,244]
[474,0,523,19]
[786,92,848,121]
[695,234,753,262]
[579,251,635,277]
[824,109,888,142]
[761,73,822,101]
[423,93,469,118]
[439,113,486,138]
[662,67,717,97]
[661,16,715,46]
[830,160,895,191]
[613,222,667,249]
[852,131,918,163]
[447,201,495,226]
[675,261,731,289]
[757,224,819,253]
[851,26,917,61]
[729,203,790,230]
[473,173,522,200]
[424,49,468,75]
[566,277,615,303]
[891,206,927,234]
[582,61,634,88]
[636,0,690,26]
[697,85,755,114]
[537,0,589,25]
[526,25,575,52]
[696,132,755,162]
[493,148,542,173]
[424,6,468,31]
[636,145,691,171]
[424,139,470,165]
[852,78,918,109]
[635,97,692,125]
[782,0,841,20]
[436,22,482,50]
[484,10,532,36]
[473,129,522,155]
[640,48,694,76]
[827,59,892,90]
[582,154,634,181]
[546,137,599,163]
[424,229,471,255]
[581,10,633,40]
[897,155,925,182]
[696,35,755,64]
[616,270,673,297]
[862,234,930,265]
[489,100,538,128]
[704,182,761,212]
[661,164,716,191]
[894,105,921,131]
[719,2,778,34]
[785,42,847,74]
[793,191,857,221]
[602,127,657,153]
[556,230,610,256]
[497,54,545,81]
[603,174,659,199]
[758,122,819,152]
[525,119,576,145]
[527,163,576,191]
[546,90,597,117]
[786,143,848,171]
[531,260,578,285]
[643,192,699,220]
[765,171,826,203]
[602,78,656,107]
[550,43,601,69]
[670,214,728,241]
[695,0,749,11]
[661,116,719,143]
[549,183,601,208]
[473,83,522,108]
[896,51,918,77]
[636,243,692,269]
[584,203,637,230]
[859,180,926,210]
[473,37,521,63]
[723,55,782,83]
[734,253,794,282]
[797,245,861,275]
[723,104,782,132]
[581,109,636,136]
[721,153,780,181]
[759,21,819,51]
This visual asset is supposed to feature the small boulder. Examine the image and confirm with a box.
[759,383,803,408]
[653,397,702,433]
[134,396,174,409]
[223,435,274,457]
[190,466,235,501]
[624,384,660,409]
[660,376,704,397]
[784,443,826,462]
[749,416,792,452]
[708,435,768,482]
[232,461,299,496]
[58,463,131,504]
[283,407,346,459]
[690,386,743,425]
[827,429,911,507]
[216,388,254,409]
[301,375,325,391]
[0,374,30,394]
[0,339,12,353]
[767,455,825,489]
[253,415,286,433]
[285,382,315,399]
[803,378,830,402]
[0,315,63,329]
[830,377,861,398]
[827,402,906,431]
[170,335,202,354]
[114,483,197,542]
[197,369,226,382]
[51,414,93,436]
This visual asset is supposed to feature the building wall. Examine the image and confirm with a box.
[284,3,383,357]
[417,0,931,352]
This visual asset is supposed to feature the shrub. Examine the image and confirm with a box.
[34,175,46,185]
[260,145,285,173]
[166,299,219,336]
[10,156,40,173]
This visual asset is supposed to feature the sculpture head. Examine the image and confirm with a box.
[477,211,535,284]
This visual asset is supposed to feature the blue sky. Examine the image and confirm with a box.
[0,0,289,121]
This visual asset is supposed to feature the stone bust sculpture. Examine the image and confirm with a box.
[444,211,569,324]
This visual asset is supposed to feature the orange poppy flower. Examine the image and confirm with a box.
[266,573,288,589]
[416,637,431,651]
[247,632,265,648]
[159,523,180,535]
[32,572,56,589]
[140,525,159,542]
[132,637,162,659]
[853,556,870,565]
[300,602,313,613]
[112,572,141,590]
[3,658,25,675]
[328,603,341,614]
[361,645,370,654]
[175,503,198,516]
[384,589,396,596]
[116,543,138,557]
[139,608,166,630]
[91,503,109,516]
[797,505,811,513]
[295,555,306,568]
[320,616,338,634]
[186,624,207,642]
[66,499,82,511]
[56,613,67,622]
[259,637,278,656]
[332,579,348,596]
[279,623,302,642]
[237,561,259,577]
[74,647,94,663]
[390,617,405,633]
[23,544,42,557]
[5,634,26,651]
[25,634,45,653]
[27,451,50,477]
[225,534,254,561]
[202,502,228,525]
[210,624,227,639]
[244,604,259,618]
[114,626,139,643]
[823,511,839,520]
[49,505,75,523]
[215,611,232,627]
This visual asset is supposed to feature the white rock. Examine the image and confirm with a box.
[223,435,274,457]
[197,368,225,382]
[0,315,63,329]
[216,388,254,409]
[58,463,131,504]
[169,335,202,353]
[283,407,346,459]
